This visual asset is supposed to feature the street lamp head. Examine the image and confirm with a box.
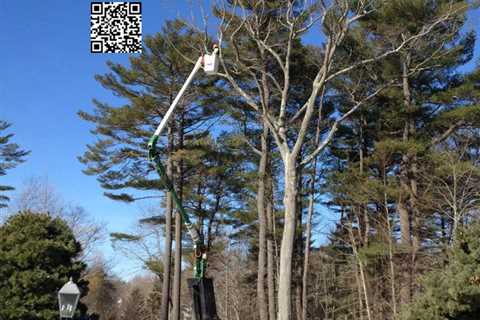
[58,278,80,318]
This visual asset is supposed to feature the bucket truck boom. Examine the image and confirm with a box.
[147,46,220,320]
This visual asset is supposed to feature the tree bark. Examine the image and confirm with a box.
[349,222,372,320]
[383,166,397,317]
[294,160,303,320]
[301,188,313,320]
[397,197,411,305]
[266,166,276,320]
[172,181,182,320]
[160,126,174,320]
[398,56,413,306]
[295,284,302,320]
[257,124,269,320]
[172,115,184,320]
[267,199,276,320]
[277,157,297,320]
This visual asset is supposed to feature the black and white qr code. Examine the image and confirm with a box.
[90,2,142,53]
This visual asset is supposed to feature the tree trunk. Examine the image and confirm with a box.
[160,126,174,320]
[349,223,372,320]
[354,260,364,320]
[259,50,276,320]
[257,124,269,320]
[410,158,420,296]
[172,183,182,320]
[301,185,313,320]
[295,160,303,320]
[383,168,397,317]
[399,56,413,306]
[398,198,411,305]
[266,167,276,320]
[267,199,276,320]
[172,115,184,320]
[277,157,297,320]
[295,285,302,320]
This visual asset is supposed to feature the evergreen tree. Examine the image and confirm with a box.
[81,20,244,319]
[0,121,29,208]
[78,20,222,203]
[400,222,480,320]
[321,0,477,317]
[79,20,217,320]
[213,0,459,317]
[0,212,87,320]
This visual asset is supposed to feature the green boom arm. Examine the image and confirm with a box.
[147,47,218,280]
[148,135,206,279]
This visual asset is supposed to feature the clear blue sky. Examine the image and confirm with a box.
[0,1,479,279]
[0,0,211,279]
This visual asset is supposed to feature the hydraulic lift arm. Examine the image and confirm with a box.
[147,46,219,282]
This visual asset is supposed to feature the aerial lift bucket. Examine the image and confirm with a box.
[188,278,219,320]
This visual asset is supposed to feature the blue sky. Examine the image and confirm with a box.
[0,1,479,279]
[0,0,212,279]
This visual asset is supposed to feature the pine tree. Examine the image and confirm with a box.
[321,0,477,317]
[79,20,225,320]
[213,0,459,317]
[400,222,480,320]
[81,19,252,319]
[0,121,29,208]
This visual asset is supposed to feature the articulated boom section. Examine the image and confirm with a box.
[147,139,206,279]
[147,46,220,320]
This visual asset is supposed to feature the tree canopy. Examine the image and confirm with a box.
[0,212,87,320]
[0,121,29,208]
[400,222,480,320]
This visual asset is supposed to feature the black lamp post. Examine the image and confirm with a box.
[58,278,80,319]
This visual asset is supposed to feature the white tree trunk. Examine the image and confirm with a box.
[277,158,297,320]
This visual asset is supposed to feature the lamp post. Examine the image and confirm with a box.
[58,278,80,319]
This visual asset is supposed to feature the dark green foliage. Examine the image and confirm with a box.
[0,121,29,208]
[111,232,142,242]
[79,17,245,244]
[400,222,480,320]
[76,2,480,319]
[0,212,87,320]
[321,0,479,318]
[78,20,223,202]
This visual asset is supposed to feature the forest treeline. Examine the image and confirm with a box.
[2,1,480,320]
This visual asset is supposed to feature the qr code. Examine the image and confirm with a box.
[90,2,142,53]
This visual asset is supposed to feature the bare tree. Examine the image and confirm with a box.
[212,1,458,318]
[13,176,64,215]
[110,214,166,277]
[421,147,480,244]
[11,176,105,262]
[210,241,257,320]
